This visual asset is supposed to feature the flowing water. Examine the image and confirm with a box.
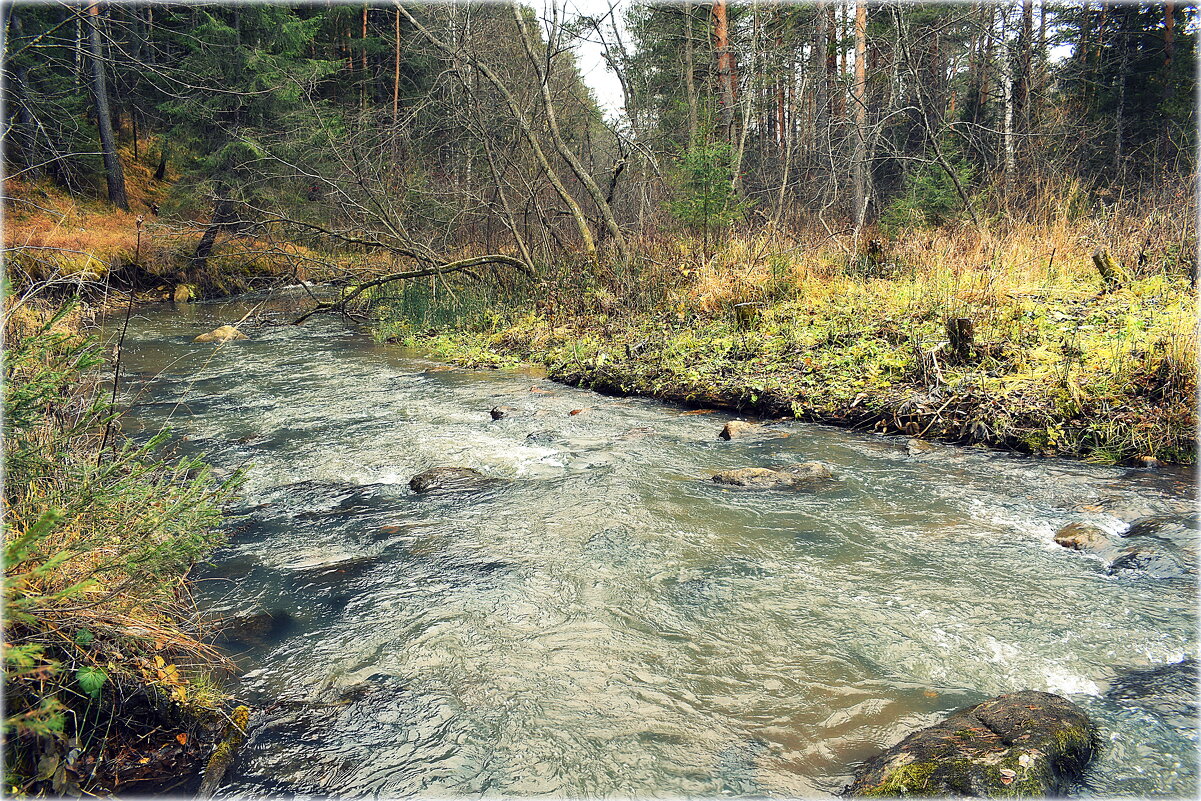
[108,293,1199,798]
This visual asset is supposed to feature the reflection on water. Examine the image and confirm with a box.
[107,293,1198,798]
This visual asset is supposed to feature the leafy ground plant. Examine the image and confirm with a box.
[3,298,241,795]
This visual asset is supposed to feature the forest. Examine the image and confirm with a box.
[3,1,1198,797]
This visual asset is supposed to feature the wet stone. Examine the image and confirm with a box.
[408,467,490,494]
[490,405,521,420]
[712,462,833,489]
[1105,659,1199,730]
[719,420,759,440]
[846,690,1095,797]
[1053,522,1110,551]
[194,325,247,343]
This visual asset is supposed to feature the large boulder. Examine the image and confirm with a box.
[194,325,247,343]
[846,691,1095,797]
[408,467,490,494]
[712,462,833,489]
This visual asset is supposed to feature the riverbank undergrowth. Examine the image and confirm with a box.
[371,221,1197,465]
[2,298,241,794]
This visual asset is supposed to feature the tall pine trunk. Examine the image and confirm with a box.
[87,2,128,210]
[712,0,736,145]
[851,0,869,233]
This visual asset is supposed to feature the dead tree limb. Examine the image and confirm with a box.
[291,254,530,325]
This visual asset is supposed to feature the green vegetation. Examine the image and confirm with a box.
[371,228,1196,465]
[3,300,240,794]
[854,760,938,797]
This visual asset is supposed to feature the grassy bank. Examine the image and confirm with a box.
[2,299,240,794]
[369,223,1197,465]
[3,140,346,302]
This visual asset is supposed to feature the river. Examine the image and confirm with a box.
[107,292,1198,798]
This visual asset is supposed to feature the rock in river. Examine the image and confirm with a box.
[490,405,521,420]
[1106,513,1198,579]
[1053,522,1110,551]
[846,691,1095,797]
[409,466,490,494]
[719,420,759,440]
[906,438,937,457]
[712,462,833,489]
[194,325,247,343]
[1105,658,1199,729]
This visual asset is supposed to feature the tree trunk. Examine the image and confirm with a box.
[1112,9,1130,173]
[361,5,368,110]
[712,0,736,144]
[399,5,598,262]
[392,5,401,125]
[1001,8,1015,182]
[154,138,170,181]
[8,10,41,181]
[683,9,700,148]
[193,189,236,272]
[1018,0,1033,133]
[1163,0,1175,103]
[511,2,629,267]
[87,2,128,210]
[813,2,830,168]
[851,0,869,234]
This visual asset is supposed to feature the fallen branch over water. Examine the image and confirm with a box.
[291,254,531,325]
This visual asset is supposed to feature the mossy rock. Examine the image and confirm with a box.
[408,466,493,494]
[846,691,1095,797]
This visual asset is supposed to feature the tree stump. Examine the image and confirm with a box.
[1092,247,1122,289]
[734,303,761,329]
[946,317,974,362]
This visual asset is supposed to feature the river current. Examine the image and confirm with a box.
[107,293,1198,798]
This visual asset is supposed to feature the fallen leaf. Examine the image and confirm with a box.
[569,409,586,416]
[176,733,188,746]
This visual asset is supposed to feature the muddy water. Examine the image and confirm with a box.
[108,293,1198,798]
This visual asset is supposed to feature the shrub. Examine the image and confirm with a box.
[3,297,240,794]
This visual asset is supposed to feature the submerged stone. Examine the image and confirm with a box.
[1105,658,1199,729]
[194,325,247,343]
[1106,513,1198,578]
[408,466,489,494]
[907,438,937,457]
[846,690,1095,797]
[216,609,294,649]
[712,462,833,489]
[490,405,521,420]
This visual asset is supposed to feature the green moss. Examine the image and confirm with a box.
[857,761,939,797]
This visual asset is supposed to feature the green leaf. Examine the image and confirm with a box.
[75,667,107,699]
[74,630,94,647]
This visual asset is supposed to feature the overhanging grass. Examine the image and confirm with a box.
[370,231,1197,464]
